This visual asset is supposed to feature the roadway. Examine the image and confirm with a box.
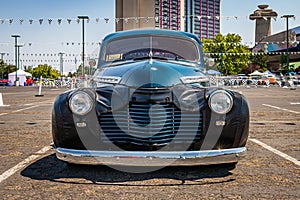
[0,86,299,199]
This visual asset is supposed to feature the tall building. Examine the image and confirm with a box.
[184,0,221,39]
[154,0,184,31]
[116,0,156,31]
[116,0,221,40]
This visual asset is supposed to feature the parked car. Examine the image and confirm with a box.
[0,79,9,86]
[52,29,249,169]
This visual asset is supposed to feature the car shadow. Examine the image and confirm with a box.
[21,154,234,186]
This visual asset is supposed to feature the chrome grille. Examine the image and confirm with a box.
[99,103,202,149]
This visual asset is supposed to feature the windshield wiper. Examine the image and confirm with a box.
[108,59,134,67]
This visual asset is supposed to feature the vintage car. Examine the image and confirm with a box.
[52,29,249,169]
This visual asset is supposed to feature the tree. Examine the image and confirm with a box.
[0,59,16,79]
[76,64,95,77]
[240,51,268,74]
[251,50,268,72]
[203,33,250,75]
[28,64,60,79]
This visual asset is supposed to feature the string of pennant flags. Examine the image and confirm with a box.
[1,50,300,59]
[205,41,300,45]
[205,52,300,56]
[0,41,299,47]
[0,42,102,47]
[2,51,300,64]
[0,15,299,25]
[0,60,258,65]
[1,60,265,67]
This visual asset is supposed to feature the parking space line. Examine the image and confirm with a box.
[262,104,300,114]
[290,102,300,105]
[250,138,300,167]
[0,100,53,117]
[0,105,40,117]
[0,145,52,184]
[11,105,40,113]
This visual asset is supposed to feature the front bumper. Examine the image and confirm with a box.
[56,147,246,166]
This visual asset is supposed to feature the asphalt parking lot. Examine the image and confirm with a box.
[0,86,299,199]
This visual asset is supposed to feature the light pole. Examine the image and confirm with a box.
[17,45,23,70]
[281,14,295,74]
[58,52,64,76]
[78,16,89,82]
[0,53,5,80]
[11,35,20,85]
[219,43,223,75]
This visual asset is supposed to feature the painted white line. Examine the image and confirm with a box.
[0,100,53,117]
[0,146,52,184]
[250,139,300,167]
[11,105,39,113]
[262,104,300,114]
[290,102,300,105]
[23,103,34,106]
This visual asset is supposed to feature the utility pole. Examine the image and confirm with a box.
[281,14,295,74]
[11,35,20,86]
[78,16,89,84]
[0,53,5,80]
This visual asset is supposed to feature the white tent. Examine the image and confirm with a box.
[263,70,275,76]
[249,70,264,76]
[8,69,32,86]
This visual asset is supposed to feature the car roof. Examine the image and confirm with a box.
[102,29,201,44]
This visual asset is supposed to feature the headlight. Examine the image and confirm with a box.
[208,90,233,114]
[69,91,94,115]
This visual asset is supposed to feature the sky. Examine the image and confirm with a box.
[0,0,299,73]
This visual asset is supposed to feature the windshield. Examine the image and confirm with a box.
[102,35,200,64]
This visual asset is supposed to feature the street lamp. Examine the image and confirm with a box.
[58,52,64,76]
[17,45,23,70]
[219,43,223,75]
[0,53,5,80]
[281,14,295,74]
[77,16,89,82]
[11,35,20,86]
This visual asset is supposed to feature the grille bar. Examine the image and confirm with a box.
[99,102,202,149]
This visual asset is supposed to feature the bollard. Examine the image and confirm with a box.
[0,93,4,106]
[289,80,296,90]
[35,76,44,97]
[0,93,9,107]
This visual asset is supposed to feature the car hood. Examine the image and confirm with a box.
[93,60,204,88]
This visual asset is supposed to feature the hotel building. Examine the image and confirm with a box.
[116,0,221,39]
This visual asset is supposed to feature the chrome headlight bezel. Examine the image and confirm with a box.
[69,91,94,116]
[208,90,233,114]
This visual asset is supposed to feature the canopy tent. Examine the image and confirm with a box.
[263,70,275,75]
[249,70,264,76]
[8,69,32,86]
